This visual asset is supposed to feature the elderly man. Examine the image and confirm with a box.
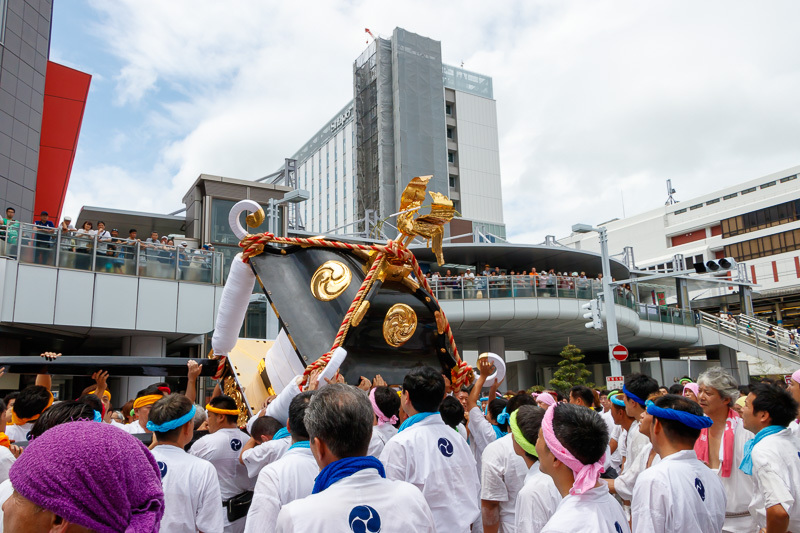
[277,384,435,532]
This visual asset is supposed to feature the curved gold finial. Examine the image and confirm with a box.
[310,261,352,301]
[383,303,417,347]
[246,208,265,228]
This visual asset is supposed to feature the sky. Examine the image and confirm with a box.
[52,1,800,244]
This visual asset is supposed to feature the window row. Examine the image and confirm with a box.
[721,199,800,238]
[724,228,800,262]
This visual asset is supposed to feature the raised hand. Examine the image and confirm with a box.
[357,376,372,391]
[41,352,61,361]
[187,360,202,381]
[373,374,388,388]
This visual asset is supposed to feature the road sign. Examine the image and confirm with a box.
[611,344,628,362]
[606,375,624,391]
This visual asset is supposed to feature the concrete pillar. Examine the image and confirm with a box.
[739,286,754,316]
[117,336,166,407]
[717,346,741,384]
[675,278,690,311]
[775,303,783,326]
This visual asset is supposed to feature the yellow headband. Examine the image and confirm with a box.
[133,395,162,409]
[206,404,239,416]
[509,409,538,458]
[89,389,112,399]
[11,393,54,426]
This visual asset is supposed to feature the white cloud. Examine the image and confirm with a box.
[60,0,800,249]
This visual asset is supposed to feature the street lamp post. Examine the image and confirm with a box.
[572,224,623,376]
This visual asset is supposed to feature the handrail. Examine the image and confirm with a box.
[0,222,223,285]
[427,275,695,327]
[696,310,800,361]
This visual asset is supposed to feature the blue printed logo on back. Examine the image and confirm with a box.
[157,461,168,479]
[694,478,705,501]
[25,432,31,441]
[614,521,623,533]
[230,438,243,451]
[438,437,454,457]
[349,505,381,533]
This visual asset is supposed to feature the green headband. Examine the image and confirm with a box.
[510,409,538,458]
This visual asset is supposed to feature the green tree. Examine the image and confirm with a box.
[550,344,594,392]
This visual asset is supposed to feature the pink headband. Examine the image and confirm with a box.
[537,392,556,408]
[369,388,398,426]
[683,383,699,398]
[541,405,605,495]
[792,370,800,384]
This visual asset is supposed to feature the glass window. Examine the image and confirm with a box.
[446,104,452,115]
[448,152,455,163]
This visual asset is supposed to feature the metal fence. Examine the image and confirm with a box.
[698,310,799,359]
[0,222,223,285]
[428,275,695,326]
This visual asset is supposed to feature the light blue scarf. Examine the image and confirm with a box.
[273,427,290,440]
[288,440,311,451]
[398,412,438,432]
[739,425,785,475]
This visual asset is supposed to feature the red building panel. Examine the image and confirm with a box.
[34,61,91,221]
[670,230,706,247]
[710,225,722,236]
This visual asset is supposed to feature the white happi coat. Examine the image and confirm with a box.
[789,420,800,448]
[276,467,435,532]
[748,429,800,531]
[541,482,630,533]
[469,406,499,476]
[380,414,480,533]
[631,449,726,533]
[244,446,318,533]
[367,423,398,458]
[614,420,650,500]
[5,422,33,442]
[151,444,225,533]
[190,427,256,533]
[241,435,291,478]
[514,462,561,533]
[481,434,528,533]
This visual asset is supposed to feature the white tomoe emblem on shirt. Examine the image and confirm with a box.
[349,505,381,533]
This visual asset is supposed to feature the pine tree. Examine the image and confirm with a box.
[550,344,594,392]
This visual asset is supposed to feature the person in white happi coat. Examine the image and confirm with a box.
[509,405,561,533]
[631,394,726,533]
[606,391,632,474]
[696,367,757,533]
[536,403,630,533]
[741,383,800,532]
[3,352,58,443]
[148,394,224,533]
[245,392,319,533]
[111,385,166,436]
[366,384,400,457]
[481,392,537,533]
[608,373,660,502]
[786,370,800,447]
[277,384,435,532]
[466,357,505,478]
[190,395,256,533]
[380,366,481,533]
[239,415,291,478]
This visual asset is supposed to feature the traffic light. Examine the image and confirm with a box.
[693,257,737,274]
[582,299,603,330]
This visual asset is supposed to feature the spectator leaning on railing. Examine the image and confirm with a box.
[34,211,55,265]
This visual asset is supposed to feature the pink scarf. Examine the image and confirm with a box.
[369,388,398,426]
[542,406,605,495]
[694,408,738,478]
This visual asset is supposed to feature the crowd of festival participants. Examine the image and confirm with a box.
[1,354,800,532]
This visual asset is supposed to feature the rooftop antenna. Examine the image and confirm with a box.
[461,60,465,68]
[665,179,677,205]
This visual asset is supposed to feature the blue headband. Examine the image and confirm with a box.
[93,410,103,423]
[622,385,646,406]
[146,404,197,433]
[497,407,509,425]
[645,400,713,429]
[609,394,625,407]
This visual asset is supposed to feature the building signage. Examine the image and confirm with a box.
[330,107,353,133]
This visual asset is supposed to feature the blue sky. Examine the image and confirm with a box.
[49,1,800,244]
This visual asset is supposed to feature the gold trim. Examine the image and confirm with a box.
[310,260,352,301]
[383,303,417,347]
[434,310,446,334]
[246,208,265,228]
[222,375,250,426]
[351,300,370,327]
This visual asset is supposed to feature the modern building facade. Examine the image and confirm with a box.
[278,27,505,241]
[559,164,800,326]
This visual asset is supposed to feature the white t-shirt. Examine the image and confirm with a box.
[514,462,561,532]
[0,478,14,532]
[242,436,291,478]
[468,406,499,476]
[367,423,398,458]
[788,420,800,448]
[608,423,624,472]
[541,482,630,533]
[5,422,33,443]
[276,468,435,533]
[245,446,318,533]
[614,421,651,500]
[631,449,726,533]
[151,444,225,533]
[748,429,800,531]
[380,414,480,533]
[190,427,256,529]
[0,447,14,484]
[96,229,111,253]
[111,420,147,435]
[481,434,528,533]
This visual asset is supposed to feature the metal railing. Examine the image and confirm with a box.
[0,222,223,285]
[697,310,799,359]
[427,275,695,326]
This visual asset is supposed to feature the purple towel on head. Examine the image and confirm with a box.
[9,420,164,533]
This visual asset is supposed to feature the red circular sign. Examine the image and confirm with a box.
[612,345,628,361]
